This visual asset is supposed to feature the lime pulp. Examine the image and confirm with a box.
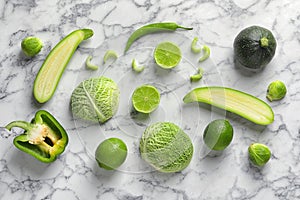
[154,41,182,69]
[132,85,160,114]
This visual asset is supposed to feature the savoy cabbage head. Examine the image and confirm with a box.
[71,76,120,123]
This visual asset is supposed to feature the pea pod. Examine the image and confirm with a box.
[124,22,193,53]
[33,29,93,103]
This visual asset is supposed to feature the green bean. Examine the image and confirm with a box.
[124,22,193,53]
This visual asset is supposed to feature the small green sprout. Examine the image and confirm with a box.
[85,55,99,70]
[248,143,271,167]
[21,36,43,57]
[266,80,287,101]
[132,59,145,73]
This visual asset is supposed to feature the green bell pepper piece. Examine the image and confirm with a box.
[5,110,68,163]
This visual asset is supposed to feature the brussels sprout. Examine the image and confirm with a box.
[266,80,287,101]
[248,143,271,167]
[21,36,43,57]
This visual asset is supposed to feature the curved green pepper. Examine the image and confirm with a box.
[5,110,68,163]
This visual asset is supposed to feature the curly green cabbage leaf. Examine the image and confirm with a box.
[71,76,120,123]
[140,122,193,173]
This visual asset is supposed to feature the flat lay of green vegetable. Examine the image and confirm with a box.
[5,110,68,163]
[3,22,284,171]
[183,87,274,125]
[33,29,93,103]
[124,22,193,53]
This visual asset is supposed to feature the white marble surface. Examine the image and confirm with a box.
[1,0,300,199]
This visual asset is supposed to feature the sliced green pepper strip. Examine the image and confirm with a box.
[132,58,145,73]
[103,50,118,64]
[191,37,201,53]
[5,110,68,163]
[124,22,193,53]
[85,55,99,70]
[199,45,210,62]
[190,67,204,82]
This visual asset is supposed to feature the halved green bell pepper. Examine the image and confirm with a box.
[5,110,68,163]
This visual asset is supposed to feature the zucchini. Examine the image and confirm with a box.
[33,29,93,103]
[183,87,274,125]
[233,26,276,71]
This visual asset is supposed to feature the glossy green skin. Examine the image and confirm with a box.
[125,22,193,53]
[5,110,68,163]
[95,138,127,170]
[203,119,233,151]
[248,143,271,166]
[234,26,276,71]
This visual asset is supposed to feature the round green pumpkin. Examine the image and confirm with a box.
[234,25,277,71]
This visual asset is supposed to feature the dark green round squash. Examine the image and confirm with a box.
[234,25,277,71]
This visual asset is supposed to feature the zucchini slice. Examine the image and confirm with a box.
[183,87,274,125]
[33,29,93,103]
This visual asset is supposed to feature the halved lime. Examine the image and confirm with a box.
[203,119,234,151]
[95,138,127,170]
[154,41,182,69]
[132,85,160,113]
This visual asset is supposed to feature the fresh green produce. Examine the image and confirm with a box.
[203,119,233,151]
[124,22,193,53]
[266,80,287,101]
[5,110,68,163]
[132,58,145,73]
[71,76,120,123]
[95,138,127,170]
[85,55,99,70]
[103,50,118,64]
[33,29,93,103]
[140,122,193,173]
[191,37,201,53]
[21,36,43,57]
[248,143,271,166]
[234,26,276,71]
[132,85,160,113]
[183,87,274,125]
[190,67,203,82]
[199,45,210,62]
[154,41,182,69]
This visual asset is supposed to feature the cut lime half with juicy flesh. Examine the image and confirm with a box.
[154,41,182,69]
[132,85,160,114]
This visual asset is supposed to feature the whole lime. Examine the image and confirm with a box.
[203,119,234,151]
[140,122,193,173]
[95,138,127,170]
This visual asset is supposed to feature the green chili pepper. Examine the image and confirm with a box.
[124,22,193,53]
[5,110,68,163]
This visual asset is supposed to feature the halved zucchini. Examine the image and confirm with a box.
[33,29,93,103]
[183,87,274,125]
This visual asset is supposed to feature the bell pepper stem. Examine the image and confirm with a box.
[5,121,32,131]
